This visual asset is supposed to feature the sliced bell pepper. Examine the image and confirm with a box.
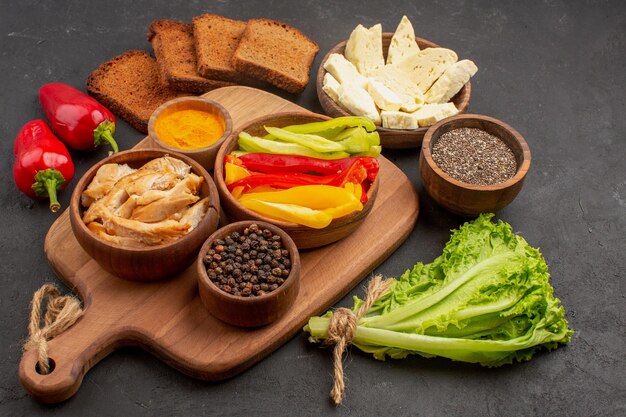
[227,159,368,194]
[229,150,249,158]
[231,186,245,199]
[344,182,362,202]
[309,126,346,140]
[264,126,345,141]
[359,157,380,181]
[336,160,367,188]
[263,126,345,153]
[238,132,350,159]
[246,185,279,194]
[335,127,370,154]
[238,184,363,227]
[367,131,381,146]
[224,162,251,185]
[224,154,243,166]
[354,145,382,158]
[279,116,377,134]
[322,200,363,219]
[237,153,379,178]
[234,184,277,199]
[228,171,334,192]
[239,199,333,229]
[239,185,360,210]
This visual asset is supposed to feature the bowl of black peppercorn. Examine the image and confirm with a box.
[197,221,301,327]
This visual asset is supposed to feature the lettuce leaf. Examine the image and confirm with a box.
[305,214,573,366]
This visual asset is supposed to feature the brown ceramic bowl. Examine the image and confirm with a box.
[317,33,472,149]
[214,112,379,249]
[148,96,233,171]
[197,221,301,327]
[69,149,220,281]
[419,114,531,216]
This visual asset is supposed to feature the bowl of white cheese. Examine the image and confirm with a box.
[316,17,475,149]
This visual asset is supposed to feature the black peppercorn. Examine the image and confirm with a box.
[205,224,292,297]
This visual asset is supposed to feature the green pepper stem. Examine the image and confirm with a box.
[94,120,119,153]
[45,178,61,212]
[32,168,65,213]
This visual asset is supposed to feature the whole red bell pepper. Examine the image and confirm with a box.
[39,83,119,153]
[13,120,75,212]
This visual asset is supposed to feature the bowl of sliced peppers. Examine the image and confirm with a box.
[214,113,381,249]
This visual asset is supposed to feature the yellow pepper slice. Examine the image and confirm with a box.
[323,200,363,219]
[239,184,358,210]
[343,182,363,202]
[239,199,333,229]
[224,162,251,185]
[231,186,245,199]
[233,185,279,199]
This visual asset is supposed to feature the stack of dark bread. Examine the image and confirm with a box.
[87,15,319,132]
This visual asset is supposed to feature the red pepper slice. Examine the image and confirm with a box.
[13,120,75,212]
[227,159,371,203]
[358,157,380,182]
[40,83,119,153]
[227,171,338,192]
[336,160,367,187]
[224,154,243,166]
[237,153,379,180]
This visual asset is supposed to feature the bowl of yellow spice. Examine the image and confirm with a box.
[149,96,232,170]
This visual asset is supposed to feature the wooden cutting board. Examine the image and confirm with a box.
[18,86,420,404]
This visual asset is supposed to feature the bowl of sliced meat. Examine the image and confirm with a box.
[69,149,220,281]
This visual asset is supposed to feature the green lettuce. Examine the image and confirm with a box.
[305,214,573,366]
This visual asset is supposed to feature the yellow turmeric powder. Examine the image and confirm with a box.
[155,109,225,150]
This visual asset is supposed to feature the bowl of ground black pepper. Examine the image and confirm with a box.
[197,221,300,327]
[419,114,531,216]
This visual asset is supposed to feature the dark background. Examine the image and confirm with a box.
[1,0,624,416]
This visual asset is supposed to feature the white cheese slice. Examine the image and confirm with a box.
[393,47,458,92]
[401,100,422,113]
[344,24,384,76]
[323,53,368,89]
[369,24,383,71]
[337,83,381,125]
[412,103,459,127]
[369,65,424,112]
[322,73,341,102]
[367,79,403,111]
[387,16,420,65]
[424,59,478,103]
[381,110,419,130]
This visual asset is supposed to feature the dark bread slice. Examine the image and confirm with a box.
[231,19,319,93]
[86,50,186,133]
[147,19,235,93]
[192,14,247,82]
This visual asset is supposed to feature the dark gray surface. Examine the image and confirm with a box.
[1,0,624,415]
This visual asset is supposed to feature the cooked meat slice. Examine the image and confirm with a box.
[81,163,136,207]
[83,187,130,223]
[131,193,199,223]
[101,208,190,245]
[142,156,192,178]
[83,170,179,223]
[124,171,179,196]
[115,195,139,218]
[135,173,204,206]
[86,221,145,248]
[179,197,210,230]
